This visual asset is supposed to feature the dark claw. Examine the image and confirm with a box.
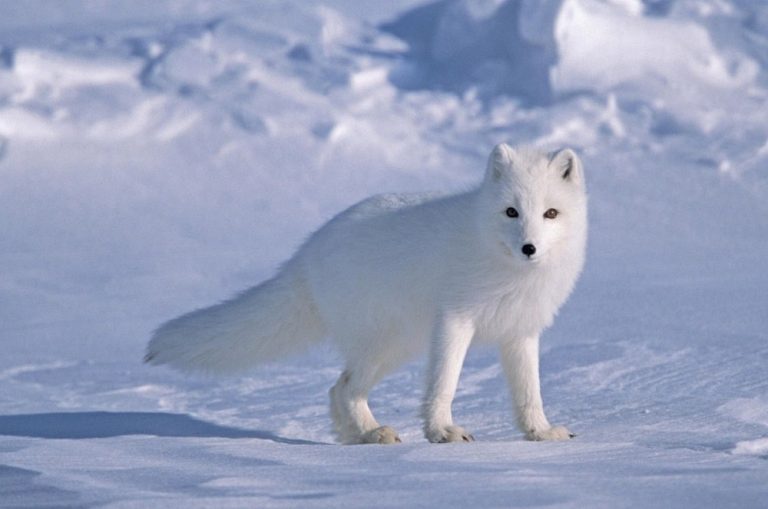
[569,433,577,438]
[438,430,475,443]
[395,436,402,443]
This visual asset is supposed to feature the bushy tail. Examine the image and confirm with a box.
[145,264,325,373]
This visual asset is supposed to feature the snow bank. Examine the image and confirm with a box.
[383,0,764,136]
[554,0,757,95]
[553,0,760,131]
[383,0,557,103]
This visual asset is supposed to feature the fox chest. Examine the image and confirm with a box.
[470,272,571,342]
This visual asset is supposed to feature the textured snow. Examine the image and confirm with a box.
[1,0,767,507]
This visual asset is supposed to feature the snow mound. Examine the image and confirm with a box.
[382,0,558,103]
[720,397,768,428]
[732,438,768,458]
[554,0,760,128]
[720,397,768,458]
[383,0,762,117]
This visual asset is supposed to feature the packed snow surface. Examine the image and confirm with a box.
[1,0,767,507]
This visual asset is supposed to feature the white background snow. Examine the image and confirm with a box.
[1,0,767,507]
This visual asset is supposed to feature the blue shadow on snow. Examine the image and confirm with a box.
[0,411,320,445]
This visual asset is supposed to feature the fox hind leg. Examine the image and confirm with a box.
[329,364,400,445]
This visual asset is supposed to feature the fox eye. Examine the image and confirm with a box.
[544,208,559,219]
[505,207,519,218]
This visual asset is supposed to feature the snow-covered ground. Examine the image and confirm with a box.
[1,0,767,507]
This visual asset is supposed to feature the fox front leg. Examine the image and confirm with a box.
[500,336,574,441]
[422,315,476,443]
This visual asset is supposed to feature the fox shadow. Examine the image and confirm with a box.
[0,411,321,445]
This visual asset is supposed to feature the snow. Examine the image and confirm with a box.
[1,0,767,507]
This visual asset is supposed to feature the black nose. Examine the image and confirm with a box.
[522,244,536,257]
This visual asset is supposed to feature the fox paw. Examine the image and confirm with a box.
[526,425,575,441]
[359,426,401,445]
[426,425,475,443]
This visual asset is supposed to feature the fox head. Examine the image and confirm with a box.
[477,144,588,266]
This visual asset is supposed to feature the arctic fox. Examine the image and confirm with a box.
[146,144,587,444]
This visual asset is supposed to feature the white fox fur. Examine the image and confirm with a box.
[146,144,587,444]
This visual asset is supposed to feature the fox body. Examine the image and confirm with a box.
[146,144,588,444]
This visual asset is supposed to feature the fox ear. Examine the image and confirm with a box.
[486,143,515,182]
[549,148,583,184]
